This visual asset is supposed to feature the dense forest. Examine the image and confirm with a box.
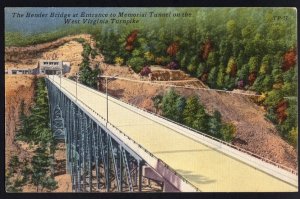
[5,8,297,146]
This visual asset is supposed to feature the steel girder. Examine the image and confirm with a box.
[45,78,144,192]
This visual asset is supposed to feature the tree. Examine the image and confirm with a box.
[79,43,101,89]
[206,51,218,68]
[167,42,180,57]
[161,89,181,122]
[5,155,23,192]
[282,48,296,71]
[216,65,225,89]
[13,78,58,192]
[126,57,146,73]
[31,147,57,192]
[152,95,163,113]
[144,51,155,63]
[183,95,208,132]
[194,105,209,132]
[199,39,213,61]
[187,63,197,74]
[264,90,284,107]
[226,57,237,77]
[236,64,249,84]
[241,25,253,38]
[174,96,186,123]
[221,123,236,142]
[207,67,218,88]
[226,20,237,36]
[208,111,222,138]
[261,75,273,92]
[252,75,265,92]
[248,56,259,73]
[259,55,271,75]
[183,95,199,127]
[276,99,297,140]
[271,64,283,84]
[288,127,297,147]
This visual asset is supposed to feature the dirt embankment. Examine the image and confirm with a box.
[5,35,99,192]
[5,75,72,192]
[5,34,94,75]
[5,75,36,167]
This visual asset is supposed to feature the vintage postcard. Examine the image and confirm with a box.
[4,7,298,193]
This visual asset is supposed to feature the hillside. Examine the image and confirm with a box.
[5,75,73,192]
[5,75,35,167]
[5,34,297,172]
[5,34,94,76]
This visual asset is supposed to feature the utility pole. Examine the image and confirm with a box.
[60,68,62,89]
[106,77,108,127]
[98,75,118,127]
[76,73,78,102]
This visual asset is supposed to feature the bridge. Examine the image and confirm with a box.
[46,75,298,192]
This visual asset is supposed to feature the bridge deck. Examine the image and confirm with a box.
[49,76,297,192]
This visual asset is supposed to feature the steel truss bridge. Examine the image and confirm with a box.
[48,79,145,192]
[46,76,298,192]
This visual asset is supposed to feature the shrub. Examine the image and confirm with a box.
[114,57,124,66]
[73,38,86,43]
[166,60,180,70]
[140,66,151,76]
[144,51,155,62]
[155,56,171,65]
[221,123,236,142]
[288,127,297,147]
[126,57,145,73]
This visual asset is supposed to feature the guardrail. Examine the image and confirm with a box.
[48,76,200,192]
[60,76,297,176]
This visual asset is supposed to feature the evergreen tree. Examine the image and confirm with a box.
[207,67,218,88]
[183,95,200,127]
[216,65,225,89]
[208,111,222,138]
[174,96,186,123]
[31,147,57,192]
[161,89,182,122]
[248,56,259,73]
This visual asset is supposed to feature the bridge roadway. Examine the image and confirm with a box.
[49,76,297,192]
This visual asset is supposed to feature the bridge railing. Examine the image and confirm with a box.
[53,76,298,176]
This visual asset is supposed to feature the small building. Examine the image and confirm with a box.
[38,60,71,75]
[5,68,33,75]
[5,60,71,75]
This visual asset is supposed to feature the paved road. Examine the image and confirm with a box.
[50,76,297,192]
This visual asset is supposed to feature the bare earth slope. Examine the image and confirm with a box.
[5,34,93,75]
[5,75,35,167]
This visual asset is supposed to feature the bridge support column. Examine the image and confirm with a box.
[138,160,142,192]
[46,78,150,193]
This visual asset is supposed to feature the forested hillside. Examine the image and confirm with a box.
[93,8,297,146]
